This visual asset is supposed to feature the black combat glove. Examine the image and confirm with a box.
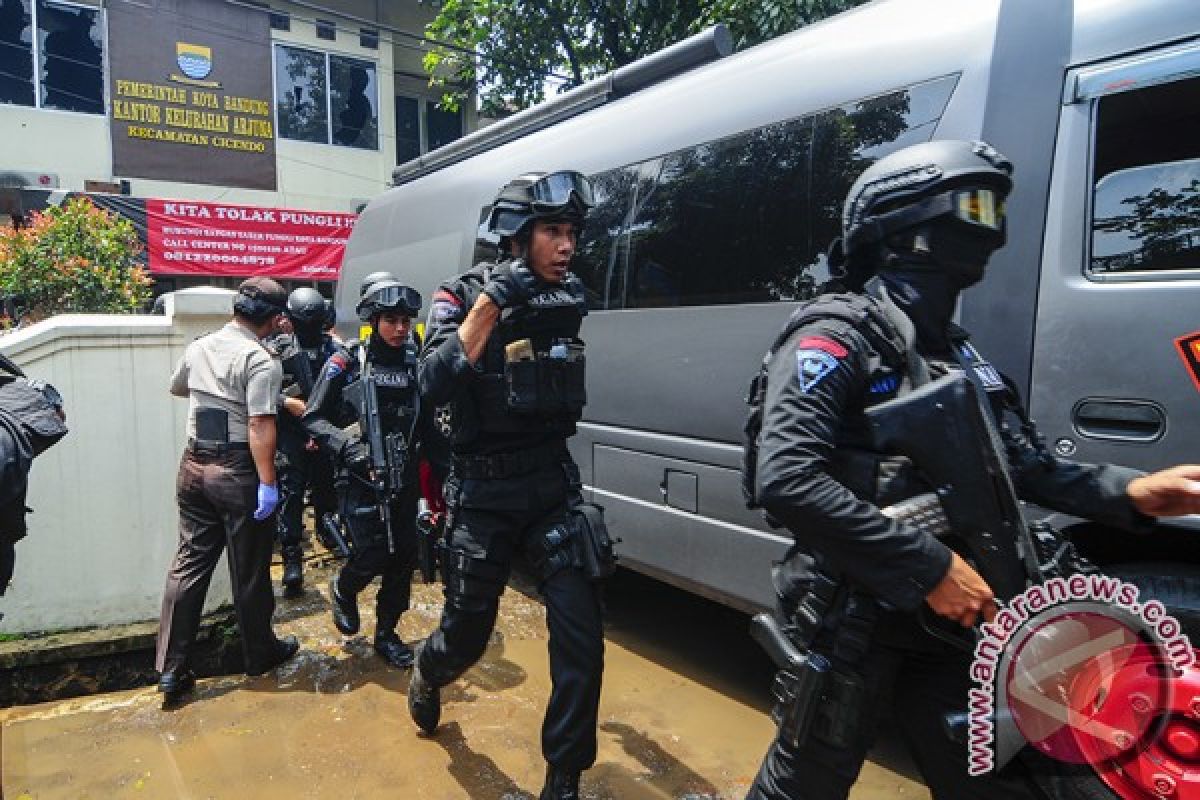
[341,438,371,474]
[482,260,539,309]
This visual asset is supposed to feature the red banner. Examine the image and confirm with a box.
[146,198,356,281]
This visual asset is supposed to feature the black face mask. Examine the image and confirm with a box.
[879,265,961,356]
[924,223,994,289]
[292,319,325,349]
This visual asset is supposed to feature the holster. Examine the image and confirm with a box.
[568,501,616,581]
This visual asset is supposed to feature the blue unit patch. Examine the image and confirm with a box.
[796,349,841,393]
[869,374,900,395]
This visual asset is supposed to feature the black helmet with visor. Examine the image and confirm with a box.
[487,170,595,239]
[356,280,422,322]
[841,140,1013,278]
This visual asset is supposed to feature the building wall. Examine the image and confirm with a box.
[0,290,240,633]
[1,0,472,214]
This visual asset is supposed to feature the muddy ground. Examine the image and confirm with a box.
[1,561,929,799]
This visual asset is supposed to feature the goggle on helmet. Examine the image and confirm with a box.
[487,170,596,239]
[356,280,422,321]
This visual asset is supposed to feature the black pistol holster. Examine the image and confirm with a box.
[752,571,876,752]
[568,501,616,581]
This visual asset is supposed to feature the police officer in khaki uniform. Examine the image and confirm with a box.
[156,278,300,703]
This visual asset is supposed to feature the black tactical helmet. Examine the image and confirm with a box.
[359,270,395,297]
[356,279,422,322]
[842,140,1013,261]
[487,170,595,239]
[286,287,327,325]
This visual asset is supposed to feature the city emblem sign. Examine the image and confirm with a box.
[176,43,213,81]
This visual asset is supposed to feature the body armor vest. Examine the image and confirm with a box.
[349,338,419,438]
[457,266,588,444]
[743,290,920,512]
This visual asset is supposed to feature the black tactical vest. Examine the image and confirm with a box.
[743,290,924,512]
[460,265,589,442]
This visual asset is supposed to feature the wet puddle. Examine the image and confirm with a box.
[1,568,928,799]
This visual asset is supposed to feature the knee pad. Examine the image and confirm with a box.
[440,547,507,606]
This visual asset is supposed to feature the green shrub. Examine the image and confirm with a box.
[0,197,151,326]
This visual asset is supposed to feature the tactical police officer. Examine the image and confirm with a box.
[158,278,300,703]
[0,353,67,613]
[743,140,1200,799]
[272,287,339,593]
[410,171,614,800]
[303,279,424,668]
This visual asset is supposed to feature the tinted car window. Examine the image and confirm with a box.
[1090,77,1200,275]
[580,74,958,310]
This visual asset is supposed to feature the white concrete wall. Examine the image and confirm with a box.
[0,289,240,633]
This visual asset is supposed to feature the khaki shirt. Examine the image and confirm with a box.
[170,321,282,443]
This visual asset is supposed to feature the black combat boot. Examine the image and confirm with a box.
[539,765,581,800]
[407,643,441,734]
[329,576,360,635]
[374,630,415,669]
[157,667,196,704]
[281,546,304,595]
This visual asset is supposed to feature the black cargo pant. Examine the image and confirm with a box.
[335,470,418,634]
[157,447,286,675]
[746,620,1041,800]
[276,446,337,557]
[417,459,605,772]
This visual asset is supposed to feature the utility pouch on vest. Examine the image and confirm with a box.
[194,407,230,444]
[569,501,616,581]
[504,341,586,415]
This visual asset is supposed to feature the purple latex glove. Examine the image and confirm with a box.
[254,482,279,521]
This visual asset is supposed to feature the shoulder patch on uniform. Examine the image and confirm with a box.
[431,289,464,323]
[795,344,844,393]
[325,352,349,379]
[796,335,848,358]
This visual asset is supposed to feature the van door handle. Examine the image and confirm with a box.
[1071,399,1165,442]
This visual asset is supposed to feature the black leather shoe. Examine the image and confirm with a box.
[329,577,359,635]
[281,553,304,594]
[539,765,581,800]
[374,631,415,669]
[157,668,196,701]
[407,644,441,734]
[247,635,300,677]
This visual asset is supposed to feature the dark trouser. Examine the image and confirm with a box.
[157,448,284,675]
[417,460,605,772]
[336,472,418,634]
[276,448,336,555]
[746,622,1041,800]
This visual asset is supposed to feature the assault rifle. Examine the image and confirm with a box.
[865,372,1043,649]
[343,366,408,554]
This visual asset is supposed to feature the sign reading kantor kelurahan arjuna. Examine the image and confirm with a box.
[107,0,277,190]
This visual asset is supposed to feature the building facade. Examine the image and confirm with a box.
[0,0,478,293]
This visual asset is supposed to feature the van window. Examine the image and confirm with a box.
[1090,77,1200,275]
[573,167,638,309]
[574,75,958,310]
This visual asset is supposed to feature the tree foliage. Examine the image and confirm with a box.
[422,0,868,115]
[0,198,151,326]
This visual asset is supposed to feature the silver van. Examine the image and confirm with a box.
[339,0,1199,615]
